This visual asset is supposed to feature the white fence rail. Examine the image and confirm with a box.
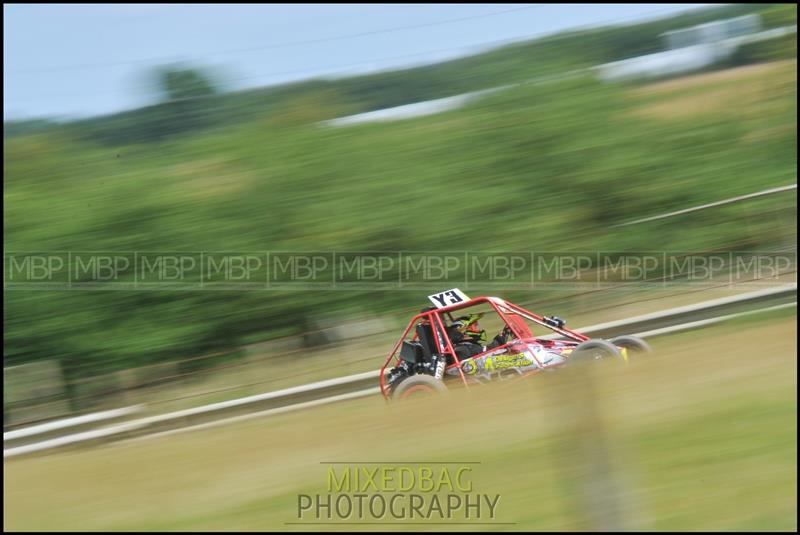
[3,405,143,442]
[612,184,797,227]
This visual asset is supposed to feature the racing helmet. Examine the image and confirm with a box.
[454,314,487,344]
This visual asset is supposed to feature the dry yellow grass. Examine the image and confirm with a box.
[631,60,797,119]
[632,60,796,96]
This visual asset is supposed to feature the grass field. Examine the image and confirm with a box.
[5,313,796,531]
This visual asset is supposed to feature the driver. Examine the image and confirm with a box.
[447,314,511,361]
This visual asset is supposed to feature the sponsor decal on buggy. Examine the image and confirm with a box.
[455,344,572,377]
[427,288,470,308]
[461,352,536,376]
[460,359,478,375]
[434,356,446,379]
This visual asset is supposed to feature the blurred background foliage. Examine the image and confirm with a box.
[3,4,797,386]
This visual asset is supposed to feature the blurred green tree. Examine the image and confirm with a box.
[156,66,218,102]
[151,65,221,138]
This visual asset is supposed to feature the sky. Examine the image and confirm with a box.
[3,3,716,121]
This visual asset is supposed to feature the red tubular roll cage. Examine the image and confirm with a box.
[379,296,590,398]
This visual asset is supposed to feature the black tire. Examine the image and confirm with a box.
[569,338,623,365]
[610,335,652,355]
[391,374,448,401]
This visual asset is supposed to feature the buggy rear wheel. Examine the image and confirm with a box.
[569,338,623,365]
[391,374,448,401]
[610,335,652,356]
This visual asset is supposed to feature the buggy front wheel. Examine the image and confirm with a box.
[391,374,448,401]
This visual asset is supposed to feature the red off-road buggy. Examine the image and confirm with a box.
[379,289,650,400]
